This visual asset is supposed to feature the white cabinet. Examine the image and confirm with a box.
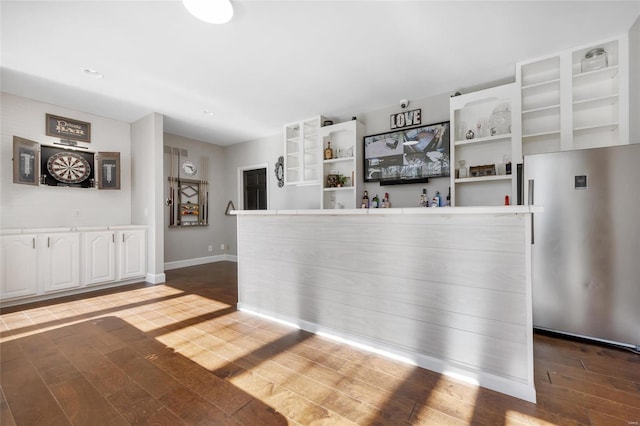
[517,35,629,154]
[0,234,38,299]
[82,230,116,286]
[450,83,520,207]
[320,120,364,209]
[38,232,80,293]
[284,116,326,186]
[116,229,146,280]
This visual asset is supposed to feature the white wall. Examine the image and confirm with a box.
[131,113,164,283]
[163,133,228,265]
[0,93,132,228]
[629,16,640,143]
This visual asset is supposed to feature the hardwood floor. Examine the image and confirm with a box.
[1,261,639,425]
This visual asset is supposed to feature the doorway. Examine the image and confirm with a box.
[242,167,267,210]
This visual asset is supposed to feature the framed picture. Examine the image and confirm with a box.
[363,121,450,185]
[96,152,121,190]
[46,113,91,143]
[13,136,40,186]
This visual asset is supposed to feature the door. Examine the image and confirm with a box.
[117,230,146,280]
[243,168,267,210]
[82,231,116,286]
[40,232,80,293]
[0,234,38,299]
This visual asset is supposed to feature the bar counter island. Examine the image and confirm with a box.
[231,206,541,403]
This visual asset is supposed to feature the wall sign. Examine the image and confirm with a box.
[46,113,91,143]
[390,108,421,130]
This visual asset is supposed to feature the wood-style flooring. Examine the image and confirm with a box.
[1,261,639,425]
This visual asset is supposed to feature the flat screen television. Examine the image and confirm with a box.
[363,121,450,185]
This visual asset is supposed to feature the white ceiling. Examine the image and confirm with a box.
[2,1,639,146]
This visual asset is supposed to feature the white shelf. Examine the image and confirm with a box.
[323,186,354,192]
[573,123,618,133]
[573,94,618,110]
[521,78,561,92]
[523,129,561,139]
[323,156,354,164]
[454,134,511,146]
[572,65,619,82]
[455,175,512,184]
[522,104,561,115]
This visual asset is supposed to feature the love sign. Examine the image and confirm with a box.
[390,109,421,129]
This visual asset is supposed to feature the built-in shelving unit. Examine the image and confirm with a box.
[450,83,520,207]
[517,35,629,155]
[284,116,325,186]
[319,120,364,209]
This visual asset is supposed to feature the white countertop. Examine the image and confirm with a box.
[231,205,542,216]
[1,225,147,234]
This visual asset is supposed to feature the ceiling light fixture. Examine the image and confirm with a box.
[183,0,234,24]
[82,69,103,79]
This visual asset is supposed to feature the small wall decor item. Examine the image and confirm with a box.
[326,173,340,188]
[390,108,421,129]
[13,136,40,186]
[96,152,121,190]
[274,156,284,187]
[46,113,91,143]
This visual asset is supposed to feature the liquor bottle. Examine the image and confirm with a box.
[446,187,451,206]
[362,190,369,208]
[419,188,427,207]
[433,191,441,207]
[505,195,510,205]
[372,194,380,208]
[324,141,333,160]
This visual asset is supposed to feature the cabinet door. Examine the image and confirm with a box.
[0,235,38,299]
[40,232,80,293]
[117,230,146,280]
[82,231,115,286]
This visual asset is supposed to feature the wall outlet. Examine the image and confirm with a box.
[208,245,213,252]
[220,243,225,250]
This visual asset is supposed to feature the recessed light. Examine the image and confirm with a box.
[82,69,104,79]
[203,110,214,116]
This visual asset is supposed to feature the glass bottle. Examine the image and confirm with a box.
[324,141,333,160]
[581,48,608,73]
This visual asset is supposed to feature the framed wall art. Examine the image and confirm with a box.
[46,113,91,143]
[13,136,40,186]
[96,152,121,190]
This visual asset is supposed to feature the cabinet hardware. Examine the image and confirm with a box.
[47,237,50,248]
[122,234,125,243]
[112,234,115,243]
[32,238,35,249]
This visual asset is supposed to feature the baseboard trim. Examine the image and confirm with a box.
[164,254,237,271]
[145,273,166,284]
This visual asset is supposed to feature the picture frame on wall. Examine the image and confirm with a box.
[96,151,121,190]
[12,136,40,186]
[46,113,91,143]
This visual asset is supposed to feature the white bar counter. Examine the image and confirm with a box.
[232,206,541,403]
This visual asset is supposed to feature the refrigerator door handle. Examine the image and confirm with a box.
[528,179,534,244]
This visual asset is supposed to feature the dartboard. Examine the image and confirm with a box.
[47,151,91,183]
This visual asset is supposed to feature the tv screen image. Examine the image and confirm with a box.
[363,121,450,185]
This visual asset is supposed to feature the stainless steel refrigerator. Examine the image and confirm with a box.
[525,144,640,350]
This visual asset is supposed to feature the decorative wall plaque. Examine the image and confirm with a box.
[46,113,91,143]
